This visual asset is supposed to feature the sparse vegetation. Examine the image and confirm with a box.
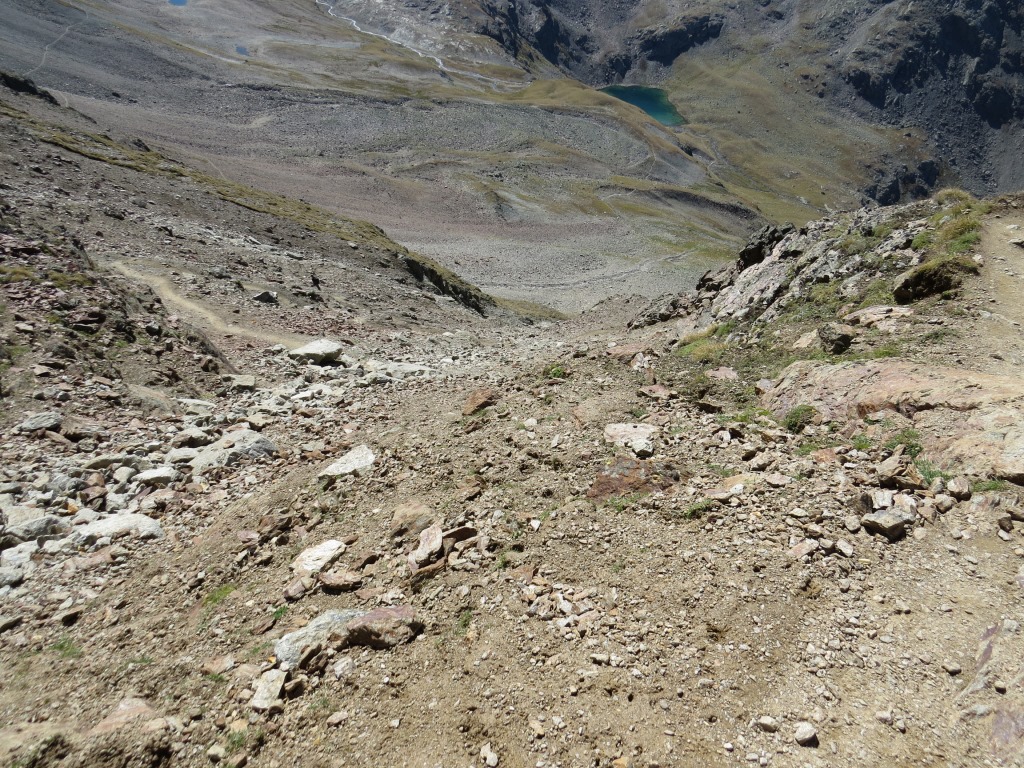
[885,428,923,458]
[51,636,82,659]
[783,404,817,433]
[973,478,1010,493]
[682,499,717,519]
[204,584,237,607]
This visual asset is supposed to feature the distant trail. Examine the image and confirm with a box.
[23,7,89,79]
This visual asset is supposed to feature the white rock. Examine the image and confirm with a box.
[319,445,375,480]
[0,541,39,570]
[135,467,179,486]
[69,514,164,544]
[288,339,345,364]
[408,524,443,568]
[190,430,277,473]
[794,721,818,746]
[251,669,287,712]
[603,423,658,457]
[274,609,366,667]
[291,540,345,575]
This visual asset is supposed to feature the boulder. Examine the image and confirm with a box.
[17,412,63,433]
[463,387,499,416]
[274,609,366,667]
[69,514,164,544]
[603,423,659,458]
[288,339,345,365]
[861,509,912,541]
[818,323,857,353]
[135,467,180,487]
[390,500,437,540]
[344,605,424,649]
[8,514,67,541]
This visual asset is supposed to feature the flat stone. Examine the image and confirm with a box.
[69,514,164,544]
[224,374,256,391]
[274,609,367,667]
[135,467,179,487]
[288,339,345,364]
[17,412,63,433]
[389,500,437,540]
[167,447,199,464]
[463,387,499,416]
[201,655,235,676]
[318,445,374,480]
[319,568,363,592]
[250,669,287,712]
[788,539,819,559]
[8,514,67,541]
[291,540,345,575]
[861,510,910,541]
[191,430,277,474]
[326,710,349,727]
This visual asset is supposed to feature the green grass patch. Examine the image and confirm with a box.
[851,433,873,452]
[456,609,474,635]
[203,584,237,607]
[884,428,923,458]
[915,459,952,485]
[783,404,817,433]
[51,635,82,659]
[973,478,1010,493]
[681,499,718,520]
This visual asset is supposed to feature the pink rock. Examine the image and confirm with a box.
[345,606,424,649]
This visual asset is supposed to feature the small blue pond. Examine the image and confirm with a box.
[600,85,685,127]
[168,0,187,6]
[236,45,250,56]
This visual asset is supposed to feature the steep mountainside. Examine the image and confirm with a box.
[3,76,1024,768]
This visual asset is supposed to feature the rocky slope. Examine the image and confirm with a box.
[2,75,1024,768]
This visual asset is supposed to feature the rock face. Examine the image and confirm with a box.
[475,0,723,84]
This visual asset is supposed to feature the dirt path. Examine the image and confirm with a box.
[107,260,310,347]
[964,214,1024,372]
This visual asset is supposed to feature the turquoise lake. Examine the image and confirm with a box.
[600,85,684,127]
